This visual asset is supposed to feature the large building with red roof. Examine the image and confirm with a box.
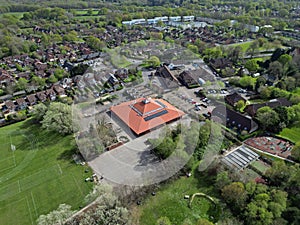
[110,97,185,135]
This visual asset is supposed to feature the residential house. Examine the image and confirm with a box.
[0,94,12,102]
[107,73,119,86]
[212,105,258,133]
[3,100,16,113]
[15,98,27,110]
[245,98,292,117]
[45,89,57,101]
[16,71,31,80]
[225,92,246,107]
[13,91,26,98]
[36,91,47,102]
[0,70,14,86]
[26,94,37,106]
[53,85,66,97]
[209,58,232,70]
[115,68,128,80]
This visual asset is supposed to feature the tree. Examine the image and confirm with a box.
[255,76,266,91]
[31,103,48,122]
[256,106,280,132]
[187,44,199,54]
[67,185,129,225]
[63,31,78,42]
[195,218,214,225]
[156,216,172,225]
[279,9,289,18]
[149,136,177,159]
[54,68,65,80]
[245,59,259,73]
[42,102,73,135]
[227,46,243,63]
[31,76,46,88]
[268,61,283,80]
[215,171,231,190]
[222,182,247,212]
[144,56,161,68]
[247,41,259,58]
[265,161,296,187]
[236,100,246,112]
[85,36,105,51]
[48,74,58,83]
[239,76,256,90]
[278,54,292,66]
[37,204,75,225]
[87,9,93,16]
[291,142,300,162]
[244,201,274,225]
[16,77,28,90]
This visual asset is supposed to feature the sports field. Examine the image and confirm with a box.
[0,120,94,225]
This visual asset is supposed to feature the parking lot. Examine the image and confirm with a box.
[163,87,216,118]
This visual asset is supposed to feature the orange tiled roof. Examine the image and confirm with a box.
[110,97,184,135]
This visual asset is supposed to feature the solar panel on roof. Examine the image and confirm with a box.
[144,109,168,121]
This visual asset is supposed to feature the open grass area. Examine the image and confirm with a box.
[279,124,300,143]
[228,40,282,53]
[137,169,222,225]
[0,120,94,225]
[251,160,270,174]
[0,12,24,19]
[229,41,253,52]
[106,48,132,68]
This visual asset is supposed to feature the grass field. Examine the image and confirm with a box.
[279,125,300,143]
[0,120,94,225]
[136,169,222,225]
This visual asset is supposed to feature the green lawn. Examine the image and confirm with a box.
[106,48,132,68]
[279,125,300,143]
[0,120,94,225]
[0,12,24,19]
[251,160,270,174]
[138,169,222,225]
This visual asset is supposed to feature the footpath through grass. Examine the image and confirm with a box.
[137,168,222,225]
[0,120,94,225]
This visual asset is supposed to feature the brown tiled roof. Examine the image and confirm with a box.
[5,100,16,110]
[15,98,26,106]
[36,91,47,101]
[26,94,37,105]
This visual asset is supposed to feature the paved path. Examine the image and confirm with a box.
[88,116,191,186]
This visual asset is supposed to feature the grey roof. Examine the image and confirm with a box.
[222,146,259,170]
